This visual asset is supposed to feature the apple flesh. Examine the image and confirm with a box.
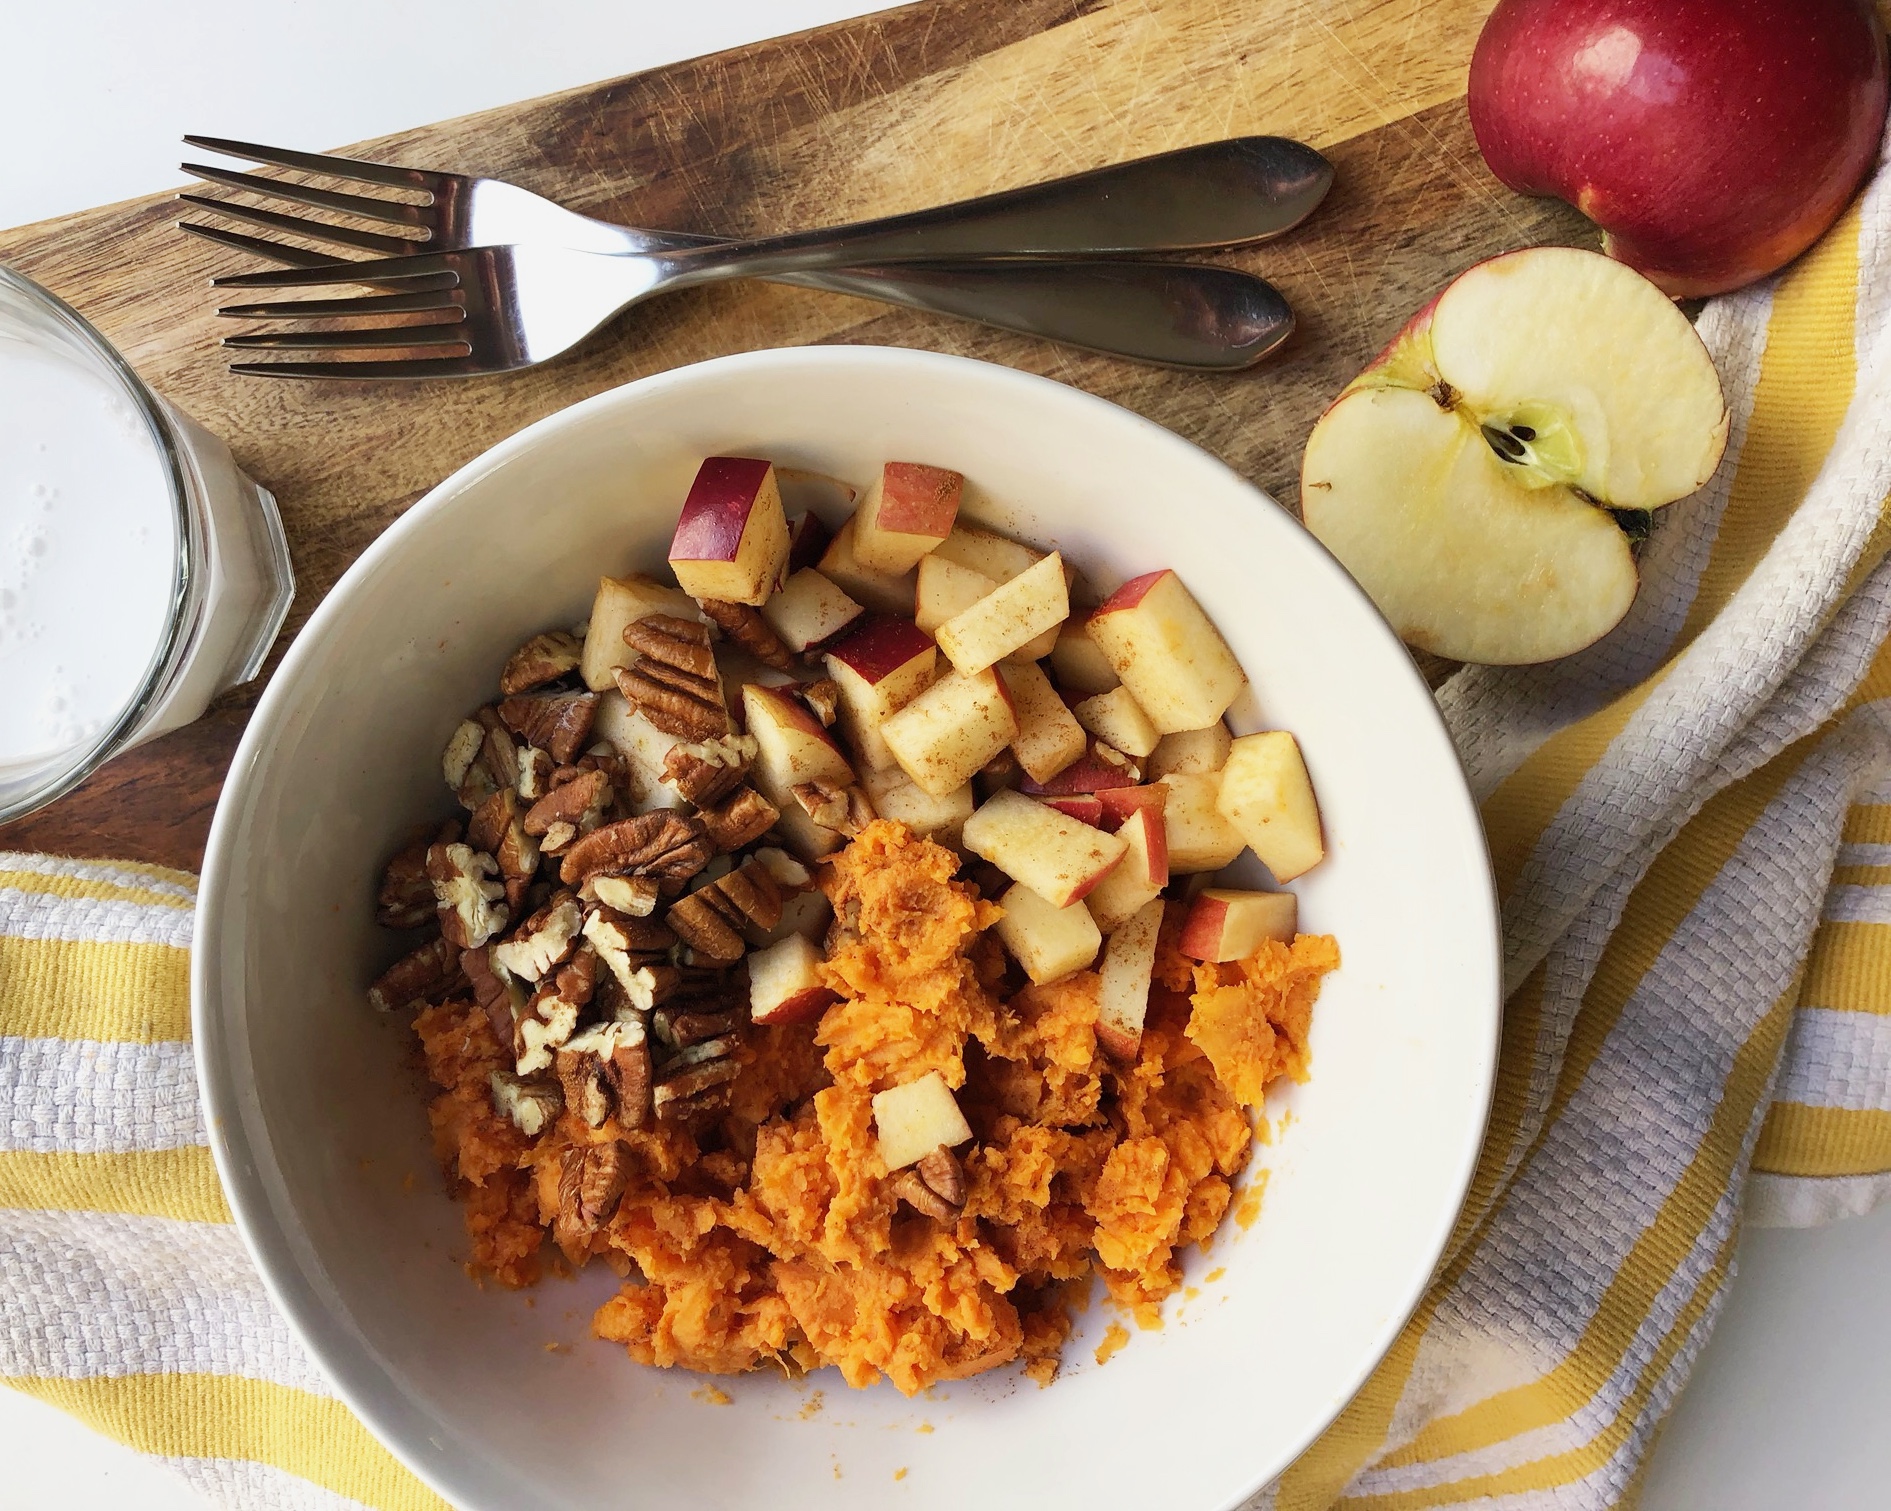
[859,764,975,846]
[998,660,1086,785]
[1088,569,1246,734]
[749,933,840,1025]
[742,682,855,858]
[961,789,1127,908]
[995,881,1103,985]
[1018,740,1142,797]
[581,574,698,691]
[880,666,1018,797]
[931,525,1062,660]
[1157,771,1246,873]
[668,457,790,605]
[1469,0,1889,299]
[1217,731,1324,882]
[1096,898,1164,1062]
[1084,805,1167,933]
[935,552,1069,674]
[1179,888,1298,963]
[853,462,964,574]
[873,1071,974,1171]
[823,616,937,772]
[915,553,998,636]
[1050,618,1120,695]
[1147,724,1232,780]
[762,568,863,653]
[1072,686,1159,760]
[1302,247,1729,665]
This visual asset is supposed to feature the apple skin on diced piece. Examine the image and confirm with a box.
[1088,569,1246,735]
[935,552,1069,675]
[880,666,1018,797]
[1084,805,1167,933]
[742,681,855,859]
[1094,782,1167,832]
[961,789,1127,908]
[860,764,975,846]
[668,457,790,606]
[762,568,864,653]
[1217,731,1325,882]
[873,1071,974,1171]
[580,573,700,691]
[1043,794,1105,826]
[853,462,964,575]
[1096,898,1165,1062]
[996,881,1103,985]
[1158,770,1246,873]
[818,517,919,617]
[916,554,998,636]
[1179,888,1298,963]
[785,510,833,575]
[1019,739,1142,797]
[749,933,840,1025]
[1051,617,1120,695]
[1147,723,1233,780]
[998,661,1086,785]
[1072,686,1159,760]
[823,616,938,773]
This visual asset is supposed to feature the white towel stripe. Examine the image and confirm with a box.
[1774,1007,1891,1112]
[0,1037,206,1154]
[0,852,197,903]
[0,885,195,950]
[164,1456,374,1511]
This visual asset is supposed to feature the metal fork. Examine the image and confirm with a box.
[211,245,1297,378]
[180,134,1329,375]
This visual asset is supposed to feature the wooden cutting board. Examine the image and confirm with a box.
[0,0,1585,871]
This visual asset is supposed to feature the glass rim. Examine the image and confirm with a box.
[0,262,197,824]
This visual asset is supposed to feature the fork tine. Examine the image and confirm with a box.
[178,193,424,257]
[216,289,460,319]
[213,252,460,288]
[183,134,445,193]
[221,323,471,351]
[182,162,434,230]
[230,356,488,380]
[178,221,351,268]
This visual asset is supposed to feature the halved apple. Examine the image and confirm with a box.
[1179,888,1297,962]
[1084,805,1167,934]
[935,552,1069,674]
[1217,731,1324,882]
[999,660,1086,785]
[668,457,790,605]
[581,574,699,690]
[749,933,840,1025]
[880,666,1018,796]
[762,568,863,653]
[1088,570,1246,733]
[823,616,937,772]
[853,462,964,574]
[995,880,1103,985]
[1072,686,1159,760]
[1301,248,1730,665]
[1096,898,1165,1062]
[817,517,919,616]
[961,789,1127,908]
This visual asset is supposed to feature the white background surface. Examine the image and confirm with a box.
[2,3,1888,1508]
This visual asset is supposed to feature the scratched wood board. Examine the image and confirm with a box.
[0,0,1587,868]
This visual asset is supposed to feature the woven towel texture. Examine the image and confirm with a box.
[10,142,1891,1511]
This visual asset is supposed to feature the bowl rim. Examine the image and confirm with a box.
[193,343,1501,1511]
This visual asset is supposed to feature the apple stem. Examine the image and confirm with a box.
[1428,379,1459,411]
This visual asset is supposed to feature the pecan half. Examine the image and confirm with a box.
[489,1070,562,1137]
[615,615,727,739]
[517,745,555,802]
[791,778,876,839]
[697,598,795,670]
[557,1140,630,1240]
[696,786,780,853]
[582,908,681,1010]
[367,935,465,1013]
[499,630,583,696]
[660,734,759,806]
[462,945,525,1043]
[523,768,611,837]
[427,843,509,949]
[492,895,582,982]
[666,858,782,961]
[556,1020,650,1130]
[889,1146,967,1222]
[585,874,659,916]
[560,811,714,888]
[889,1169,957,1222]
[622,613,716,677]
[452,708,522,807]
[800,677,841,728]
[652,1037,742,1123]
[652,1002,747,1051]
[375,836,437,929]
[499,692,601,766]
[515,947,597,1075]
[469,787,541,909]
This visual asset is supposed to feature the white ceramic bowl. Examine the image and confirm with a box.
[195,346,1499,1511]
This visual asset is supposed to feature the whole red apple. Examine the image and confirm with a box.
[1469,0,1888,297]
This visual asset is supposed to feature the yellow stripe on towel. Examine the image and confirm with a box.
[1753,1104,1891,1177]
[0,870,195,913]
[5,1374,449,1511]
[0,937,192,1043]
[0,1148,231,1224]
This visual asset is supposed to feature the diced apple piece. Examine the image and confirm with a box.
[1217,731,1325,882]
[742,681,853,807]
[996,881,1103,985]
[931,524,1044,583]
[749,934,840,1025]
[785,510,832,574]
[1096,899,1164,1062]
[880,667,1018,797]
[860,764,975,845]
[591,692,687,810]
[1084,806,1168,933]
[873,1071,974,1171]
[757,886,833,947]
[852,462,964,574]
[1072,686,1159,760]
[916,554,999,636]
[1147,724,1233,780]
[961,789,1127,907]
[1088,569,1246,734]
[999,661,1086,785]
[761,568,863,653]
[1019,740,1142,797]
[1043,795,1105,826]
[668,457,789,605]
[1095,783,1167,831]
[935,552,1070,674]
[1158,771,1246,873]
[1051,617,1120,695]
[823,616,938,773]
[818,517,918,616]
[581,574,699,691]
[1179,889,1298,962]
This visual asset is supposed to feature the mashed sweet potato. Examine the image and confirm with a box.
[413,821,1337,1393]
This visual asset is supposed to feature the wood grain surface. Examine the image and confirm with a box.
[0,0,1587,870]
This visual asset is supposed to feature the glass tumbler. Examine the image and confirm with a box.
[0,263,294,823]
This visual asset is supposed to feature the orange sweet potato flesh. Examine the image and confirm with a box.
[413,820,1338,1393]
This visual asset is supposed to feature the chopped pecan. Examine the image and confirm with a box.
[469,787,541,909]
[499,692,601,766]
[462,945,525,1043]
[652,1002,747,1051]
[489,1070,562,1137]
[557,1140,630,1241]
[622,613,717,677]
[889,1169,957,1222]
[1094,742,1141,782]
[889,1147,967,1222]
[607,1031,654,1130]
[586,874,659,916]
[696,597,795,670]
[753,846,812,891]
[523,768,611,836]
[428,843,509,949]
[375,836,437,929]
[696,786,780,853]
[560,811,714,888]
[493,895,582,982]
[660,734,759,806]
[556,1020,650,1129]
[515,947,597,1075]
[517,745,555,802]
[653,1051,741,1123]
[582,908,681,1010]
[463,708,522,803]
[442,719,485,794]
[367,935,465,1013]
[667,858,783,961]
[791,778,876,839]
[800,677,841,728]
[499,630,583,696]
[615,615,728,738]
[540,822,578,854]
